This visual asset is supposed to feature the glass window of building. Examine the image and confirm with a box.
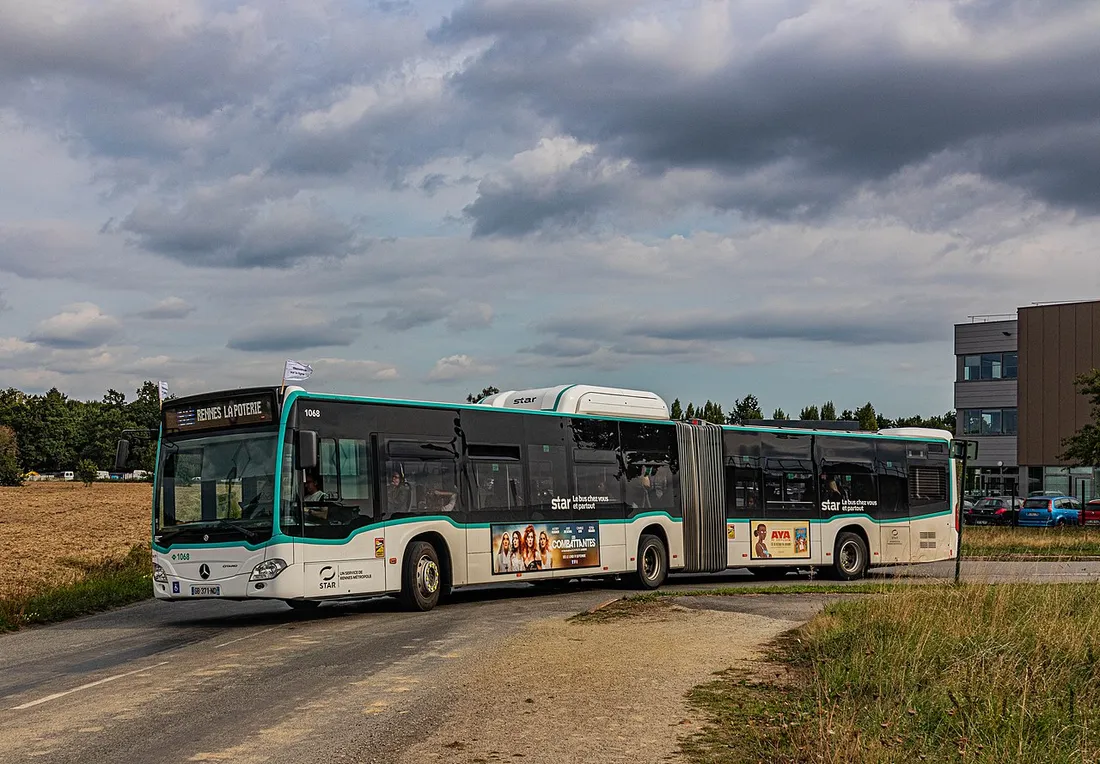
[963,355,981,381]
[980,353,1002,380]
[1003,352,1018,379]
[1003,408,1018,436]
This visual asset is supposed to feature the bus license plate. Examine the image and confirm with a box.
[191,585,221,596]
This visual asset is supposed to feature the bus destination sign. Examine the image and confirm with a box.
[165,394,276,433]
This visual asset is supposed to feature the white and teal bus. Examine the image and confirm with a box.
[126,383,963,611]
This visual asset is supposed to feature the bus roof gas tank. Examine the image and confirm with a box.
[477,384,670,420]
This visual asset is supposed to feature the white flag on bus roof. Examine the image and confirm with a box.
[283,359,313,382]
[157,380,169,402]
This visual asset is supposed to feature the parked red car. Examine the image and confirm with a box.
[1083,499,1100,526]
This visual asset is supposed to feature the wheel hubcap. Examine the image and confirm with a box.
[417,557,440,596]
[840,542,860,573]
[643,546,660,581]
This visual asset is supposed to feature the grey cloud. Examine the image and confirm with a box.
[379,305,449,332]
[370,290,495,332]
[433,0,639,42]
[631,310,947,347]
[466,154,623,237]
[27,303,122,349]
[227,316,363,352]
[445,301,493,332]
[136,297,195,320]
[448,0,1100,229]
[535,301,951,350]
[122,190,359,268]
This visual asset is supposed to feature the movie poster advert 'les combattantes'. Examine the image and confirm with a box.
[491,521,600,574]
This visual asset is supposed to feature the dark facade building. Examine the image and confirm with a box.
[1017,300,1100,500]
[954,300,1100,502]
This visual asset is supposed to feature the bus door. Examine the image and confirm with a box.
[300,435,387,597]
[875,441,910,564]
[907,442,950,562]
[470,447,531,581]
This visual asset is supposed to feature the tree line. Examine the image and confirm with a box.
[464,386,954,433]
[0,382,161,486]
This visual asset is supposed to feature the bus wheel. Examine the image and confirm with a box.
[400,541,442,612]
[284,599,320,611]
[833,532,868,581]
[631,534,668,590]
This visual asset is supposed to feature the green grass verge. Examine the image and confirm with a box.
[961,525,1100,559]
[681,582,1100,763]
[0,544,153,633]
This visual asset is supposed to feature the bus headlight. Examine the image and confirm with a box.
[152,563,168,583]
[250,559,288,581]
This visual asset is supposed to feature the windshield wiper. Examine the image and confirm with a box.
[214,518,260,541]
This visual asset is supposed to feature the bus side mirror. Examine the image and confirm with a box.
[951,440,978,461]
[295,430,319,471]
[114,439,131,472]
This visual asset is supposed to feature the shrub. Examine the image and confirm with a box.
[76,458,98,486]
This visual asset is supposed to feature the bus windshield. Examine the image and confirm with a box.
[156,430,280,545]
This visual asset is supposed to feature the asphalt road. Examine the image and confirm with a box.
[3,561,1099,763]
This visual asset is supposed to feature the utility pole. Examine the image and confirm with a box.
[954,441,974,585]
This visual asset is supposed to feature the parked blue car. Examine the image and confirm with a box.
[1017,496,1082,527]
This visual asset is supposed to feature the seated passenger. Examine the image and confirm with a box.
[388,471,412,513]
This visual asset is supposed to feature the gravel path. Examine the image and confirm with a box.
[399,597,828,764]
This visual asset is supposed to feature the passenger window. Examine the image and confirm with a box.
[763,459,815,515]
[384,440,458,517]
[725,456,762,518]
[528,444,567,511]
[820,461,877,510]
[474,461,525,510]
[574,463,622,505]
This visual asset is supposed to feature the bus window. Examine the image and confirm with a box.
[763,459,816,516]
[528,444,567,511]
[295,437,374,539]
[725,456,762,519]
[620,422,677,513]
[875,441,908,516]
[575,463,621,503]
[819,461,876,511]
[383,439,458,517]
[473,461,525,511]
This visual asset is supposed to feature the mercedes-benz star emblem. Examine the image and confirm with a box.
[199,564,210,580]
[202,534,210,542]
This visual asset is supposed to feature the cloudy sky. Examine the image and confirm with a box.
[2,0,1098,417]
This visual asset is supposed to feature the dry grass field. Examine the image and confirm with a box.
[0,482,151,597]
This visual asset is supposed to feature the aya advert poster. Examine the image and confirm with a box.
[750,520,810,560]
[491,522,600,574]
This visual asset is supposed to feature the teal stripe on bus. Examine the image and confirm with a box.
[151,509,953,553]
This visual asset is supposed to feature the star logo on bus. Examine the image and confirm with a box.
[199,564,211,580]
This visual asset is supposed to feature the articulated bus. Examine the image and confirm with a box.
[128,384,963,611]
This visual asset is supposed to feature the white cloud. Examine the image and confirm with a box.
[427,354,495,383]
[27,303,121,349]
[136,296,194,319]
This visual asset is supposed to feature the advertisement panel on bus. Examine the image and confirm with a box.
[491,522,600,574]
[750,520,810,560]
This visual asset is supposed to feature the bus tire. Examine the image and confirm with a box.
[833,531,868,581]
[400,540,443,612]
[284,599,320,611]
[631,534,668,590]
